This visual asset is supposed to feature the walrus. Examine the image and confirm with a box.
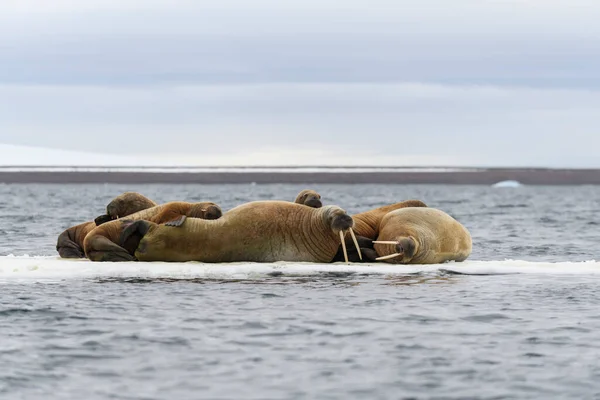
[352,200,428,239]
[56,192,157,259]
[332,199,428,263]
[370,207,472,264]
[84,201,223,262]
[105,201,362,264]
[93,191,157,225]
[294,189,322,208]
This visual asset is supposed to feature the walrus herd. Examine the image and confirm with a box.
[56,189,472,265]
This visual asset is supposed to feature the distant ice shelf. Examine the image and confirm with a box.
[0,166,481,173]
[492,180,523,188]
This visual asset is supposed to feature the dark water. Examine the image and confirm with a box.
[1,183,600,399]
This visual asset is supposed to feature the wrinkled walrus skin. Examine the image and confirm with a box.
[371,207,472,265]
[56,192,157,259]
[84,201,222,262]
[115,201,355,264]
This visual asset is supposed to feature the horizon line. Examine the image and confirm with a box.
[0,165,599,171]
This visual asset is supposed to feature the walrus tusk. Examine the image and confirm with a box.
[376,252,403,261]
[349,228,362,261]
[372,241,399,245]
[339,230,349,264]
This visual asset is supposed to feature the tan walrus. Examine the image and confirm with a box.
[352,200,428,239]
[84,201,222,262]
[56,192,157,259]
[104,201,361,263]
[370,207,472,264]
[332,199,428,262]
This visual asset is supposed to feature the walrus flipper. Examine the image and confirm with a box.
[353,235,375,249]
[331,247,367,263]
[57,244,85,259]
[94,214,114,226]
[56,230,85,258]
[331,234,373,263]
[119,219,154,256]
[164,215,187,227]
[86,236,136,262]
[361,248,379,262]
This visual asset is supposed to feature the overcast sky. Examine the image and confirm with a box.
[2,0,600,166]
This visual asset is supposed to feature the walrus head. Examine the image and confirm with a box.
[373,236,418,263]
[107,192,157,219]
[188,202,223,220]
[95,192,157,226]
[294,189,323,208]
[322,206,362,263]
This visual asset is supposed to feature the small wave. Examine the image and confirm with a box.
[496,203,529,209]
[0,256,599,282]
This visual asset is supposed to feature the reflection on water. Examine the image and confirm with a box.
[383,273,457,286]
[94,272,458,287]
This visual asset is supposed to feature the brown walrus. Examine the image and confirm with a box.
[332,199,428,263]
[294,189,322,208]
[93,191,158,225]
[56,192,157,259]
[84,201,223,262]
[103,201,361,263]
[370,207,472,264]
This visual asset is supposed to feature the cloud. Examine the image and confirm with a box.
[2,82,600,167]
[1,1,599,167]
[1,0,599,86]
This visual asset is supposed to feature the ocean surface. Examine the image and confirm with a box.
[1,183,600,399]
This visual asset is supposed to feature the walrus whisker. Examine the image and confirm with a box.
[349,228,362,261]
[339,230,349,264]
[376,252,402,261]
[372,241,399,245]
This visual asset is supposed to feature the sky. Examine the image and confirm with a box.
[1,0,600,167]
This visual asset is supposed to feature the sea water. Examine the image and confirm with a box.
[1,183,599,399]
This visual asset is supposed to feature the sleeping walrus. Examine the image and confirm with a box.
[84,201,222,262]
[332,199,428,262]
[56,192,157,258]
[370,207,472,264]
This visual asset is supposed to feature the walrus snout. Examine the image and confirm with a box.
[397,237,416,260]
[204,205,223,220]
[304,195,322,209]
[294,189,322,208]
[94,214,115,226]
[106,203,121,219]
[373,236,418,263]
[188,202,223,220]
[331,213,354,232]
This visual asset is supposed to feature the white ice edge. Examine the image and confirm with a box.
[1,256,599,282]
